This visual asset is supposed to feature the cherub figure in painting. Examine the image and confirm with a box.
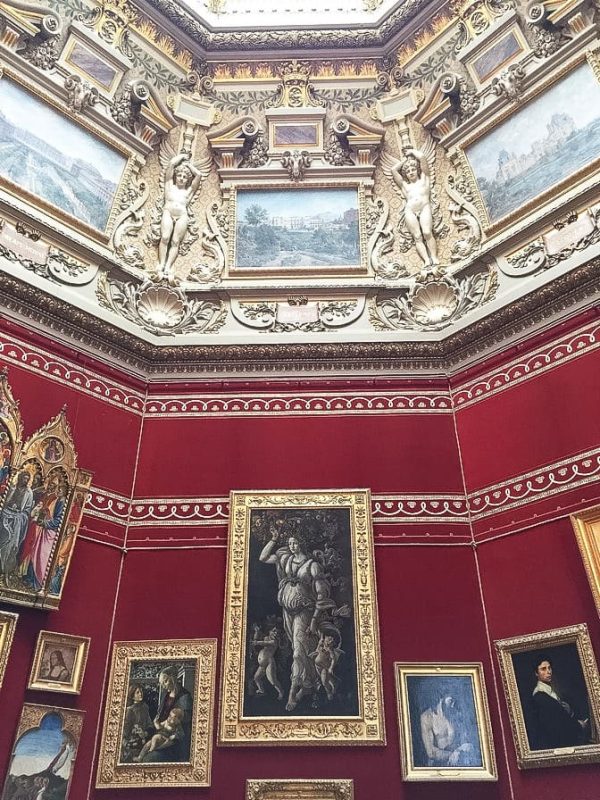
[310,629,343,701]
[251,624,284,701]
[152,141,212,283]
[381,140,447,268]
[135,707,185,762]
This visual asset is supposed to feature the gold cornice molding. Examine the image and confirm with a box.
[0,258,599,375]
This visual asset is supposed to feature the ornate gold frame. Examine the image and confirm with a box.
[0,610,18,688]
[96,638,217,788]
[219,489,384,746]
[28,630,90,695]
[246,779,354,799]
[0,64,135,244]
[228,184,369,278]
[394,662,497,782]
[1,703,84,800]
[456,49,600,237]
[495,623,600,768]
[571,505,600,617]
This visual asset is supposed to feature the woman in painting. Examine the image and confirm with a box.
[138,668,192,763]
[121,685,153,762]
[21,478,68,592]
[259,529,337,711]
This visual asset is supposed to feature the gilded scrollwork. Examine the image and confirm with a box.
[188,201,228,284]
[232,298,364,332]
[370,264,498,330]
[111,161,150,272]
[96,274,227,335]
[446,169,483,262]
[366,197,409,279]
[267,60,324,109]
[246,779,354,800]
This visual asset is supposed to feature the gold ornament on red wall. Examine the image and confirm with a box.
[219,489,385,746]
[571,505,600,618]
[0,370,92,610]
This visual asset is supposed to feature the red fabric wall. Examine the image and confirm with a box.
[1,314,599,800]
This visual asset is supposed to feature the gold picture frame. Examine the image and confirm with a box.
[0,610,18,688]
[571,505,600,617]
[1,703,84,800]
[28,631,90,695]
[394,662,497,782]
[247,779,354,799]
[96,638,217,789]
[495,623,600,768]
[219,489,385,746]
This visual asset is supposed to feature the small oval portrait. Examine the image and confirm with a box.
[41,438,64,464]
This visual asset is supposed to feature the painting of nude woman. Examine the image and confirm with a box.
[219,490,384,746]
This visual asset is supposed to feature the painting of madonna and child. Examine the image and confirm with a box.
[0,705,84,800]
[220,491,384,745]
[466,63,600,225]
[234,188,362,270]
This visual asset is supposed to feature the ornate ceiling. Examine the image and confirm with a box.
[0,0,599,377]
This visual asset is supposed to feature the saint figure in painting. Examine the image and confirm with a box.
[0,471,34,585]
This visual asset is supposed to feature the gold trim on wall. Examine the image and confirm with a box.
[0,610,18,688]
[246,779,354,799]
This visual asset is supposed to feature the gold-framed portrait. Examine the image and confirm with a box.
[394,662,497,782]
[219,489,384,746]
[571,505,600,617]
[246,779,354,799]
[96,638,217,789]
[495,623,600,768]
[0,609,18,688]
[28,631,90,695]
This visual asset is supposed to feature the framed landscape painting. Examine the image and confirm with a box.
[463,59,600,229]
[394,663,497,781]
[0,704,84,800]
[219,489,384,746]
[231,187,365,274]
[96,639,217,788]
[496,623,600,768]
[0,74,128,236]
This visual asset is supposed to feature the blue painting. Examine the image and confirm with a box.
[235,188,360,268]
[0,79,126,231]
[406,675,484,768]
[466,64,600,223]
[1,711,80,800]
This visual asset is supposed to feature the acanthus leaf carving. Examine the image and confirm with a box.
[111,160,149,271]
[188,201,228,285]
[446,171,483,262]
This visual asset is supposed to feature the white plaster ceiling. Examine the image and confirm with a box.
[187,0,402,29]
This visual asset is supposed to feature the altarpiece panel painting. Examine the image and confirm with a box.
[219,490,384,745]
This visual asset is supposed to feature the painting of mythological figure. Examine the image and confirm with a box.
[496,624,600,768]
[0,704,84,800]
[219,490,384,745]
[395,663,497,781]
[96,640,217,788]
[465,62,600,226]
[0,77,127,232]
[0,373,92,610]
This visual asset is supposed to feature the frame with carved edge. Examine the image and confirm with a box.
[452,46,600,239]
[0,54,140,246]
[227,182,369,278]
[57,23,129,99]
[28,631,90,695]
[495,623,600,769]
[462,17,530,88]
[218,489,385,746]
[246,779,354,799]
[394,662,498,781]
[96,638,217,789]
[0,610,18,688]
[571,505,600,618]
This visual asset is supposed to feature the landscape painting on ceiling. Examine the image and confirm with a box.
[234,188,361,269]
[466,63,600,224]
[0,79,126,231]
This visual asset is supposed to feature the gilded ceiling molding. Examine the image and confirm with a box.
[1,256,600,374]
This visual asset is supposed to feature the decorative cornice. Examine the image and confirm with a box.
[468,447,600,520]
[142,0,442,54]
[1,256,600,375]
[452,319,600,408]
[144,390,452,416]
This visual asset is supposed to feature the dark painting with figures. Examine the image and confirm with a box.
[244,507,358,718]
[119,660,196,765]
